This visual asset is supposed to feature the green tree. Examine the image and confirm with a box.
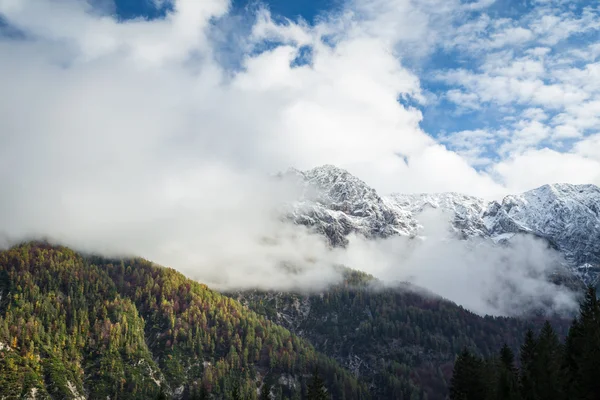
[535,321,564,400]
[260,376,272,400]
[494,344,520,400]
[562,286,600,400]
[155,387,168,400]
[449,349,487,400]
[231,385,243,400]
[307,368,329,400]
[519,329,538,400]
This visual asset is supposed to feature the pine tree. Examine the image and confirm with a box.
[496,344,520,400]
[449,349,487,400]
[563,286,600,400]
[535,321,564,400]
[519,329,538,400]
[155,387,168,400]
[307,368,329,400]
[231,386,242,400]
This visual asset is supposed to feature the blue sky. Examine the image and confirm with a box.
[0,0,599,197]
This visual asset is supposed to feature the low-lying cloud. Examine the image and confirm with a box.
[1,173,578,317]
[339,209,578,316]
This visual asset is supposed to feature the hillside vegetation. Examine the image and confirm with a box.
[0,242,367,399]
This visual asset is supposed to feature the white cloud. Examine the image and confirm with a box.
[0,0,596,313]
[0,0,512,292]
[343,227,578,316]
[498,119,551,156]
[573,134,600,162]
[446,89,481,110]
[493,148,600,191]
[522,107,549,121]
[436,2,600,177]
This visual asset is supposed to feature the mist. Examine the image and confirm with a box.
[338,209,579,316]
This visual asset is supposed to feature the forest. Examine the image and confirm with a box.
[0,242,366,399]
[233,270,570,399]
[0,242,585,399]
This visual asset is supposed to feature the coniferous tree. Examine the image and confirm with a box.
[155,387,168,400]
[519,329,538,400]
[496,344,520,400]
[535,321,564,400]
[450,349,487,400]
[259,376,272,400]
[231,386,242,400]
[563,286,600,400]
[307,368,329,400]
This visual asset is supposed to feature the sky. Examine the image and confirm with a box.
[0,0,595,314]
[1,0,599,197]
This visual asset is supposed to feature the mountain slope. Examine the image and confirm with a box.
[0,242,368,399]
[232,269,570,400]
[482,184,600,282]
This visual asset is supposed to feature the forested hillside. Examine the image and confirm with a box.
[0,242,576,399]
[0,242,367,399]
[233,270,571,400]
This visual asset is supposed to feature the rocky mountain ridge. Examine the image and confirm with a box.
[283,165,600,286]
[279,165,417,246]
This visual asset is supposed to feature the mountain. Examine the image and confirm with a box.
[482,184,600,284]
[0,242,368,400]
[231,269,570,400]
[279,165,417,246]
[284,166,600,287]
[0,243,575,400]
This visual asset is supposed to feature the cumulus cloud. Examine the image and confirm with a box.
[0,0,593,313]
[435,1,600,185]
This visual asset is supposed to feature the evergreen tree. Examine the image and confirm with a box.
[231,386,243,400]
[496,344,520,400]
[535,321,564,400]
[449,349,487,400]
[155,387,168,400]
[307,368,329,400]
[563,286,600,400]
[519,329,538,400]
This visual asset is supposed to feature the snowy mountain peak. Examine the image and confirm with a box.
[283,166,600,286]
[484,183,600,271]
[295,165,380,206]
[283,165,418,246]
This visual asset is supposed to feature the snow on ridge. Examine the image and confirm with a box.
[284,166,600,285]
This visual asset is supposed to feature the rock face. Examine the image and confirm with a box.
[480,184,600,285]
[281,165,417,246]
[284,165,600,286]
[482,184,600,263]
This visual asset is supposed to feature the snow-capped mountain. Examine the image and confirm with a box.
[280,165,417,246]
[283,165,600,286]
[481,184,600,284]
